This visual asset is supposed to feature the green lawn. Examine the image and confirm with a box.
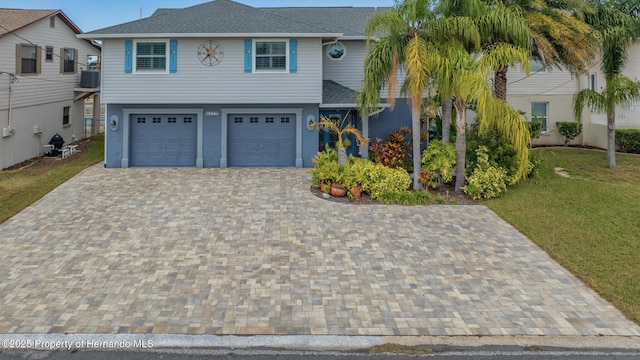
[0,134,104,224]
[485,148,640,325]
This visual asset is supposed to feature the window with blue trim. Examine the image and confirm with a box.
[255,41,286,71]
[136,42,166,71]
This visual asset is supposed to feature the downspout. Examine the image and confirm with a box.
[6,73,14,128]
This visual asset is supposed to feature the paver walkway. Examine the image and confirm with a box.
[0,165,638,336]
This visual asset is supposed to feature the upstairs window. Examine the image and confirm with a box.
[136,42,167,72]
[18,44,40,75]
[63,106,70,126]
[45,46,54,62]
[255,41,286,71]
[61,48,77,74]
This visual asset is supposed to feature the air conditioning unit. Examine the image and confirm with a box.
[33,125,42,135]
[2,126,15,138]
[79,70,100,88]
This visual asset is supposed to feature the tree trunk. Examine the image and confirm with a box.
[441,96,452,144]
[411,105,422,190]
[454,100,466,193]
[607,107,616,169]
[493,67,508,101]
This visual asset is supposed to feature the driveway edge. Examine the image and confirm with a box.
[1,334,639,351]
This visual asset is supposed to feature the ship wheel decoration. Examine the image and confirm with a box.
[197,40,224,66]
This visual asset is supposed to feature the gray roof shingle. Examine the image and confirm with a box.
[86,0,339,36]
[323,80,358,105]
[263,7,391,37]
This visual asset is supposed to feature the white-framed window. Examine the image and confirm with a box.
[254,40,288,72]
[45,46,53,62]
[589,71,598,92]
[134,40,168,73]
[531,102,549,132]
[63,106,70,126]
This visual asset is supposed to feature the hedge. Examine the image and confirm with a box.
[616,129,640,154]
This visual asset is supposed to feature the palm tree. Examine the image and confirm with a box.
[488,0,599,100]
[433,41,531,192]
[435,0,531,140]
[358,0,436,190]
[576,0,640,169]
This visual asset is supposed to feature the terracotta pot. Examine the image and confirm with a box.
[320,180,331,193]
[331,182,347,197]
[350,186,362,199]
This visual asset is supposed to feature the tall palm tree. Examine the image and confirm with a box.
[358,0,437,190]
[576,0,640,169]
[489,0,599,100]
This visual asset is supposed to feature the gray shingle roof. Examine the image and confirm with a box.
[323,80,358,105]
[263,7,391,37]
[86,0,338,36]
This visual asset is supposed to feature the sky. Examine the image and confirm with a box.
[2,0,396,32]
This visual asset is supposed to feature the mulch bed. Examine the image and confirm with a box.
[310,184,479,205]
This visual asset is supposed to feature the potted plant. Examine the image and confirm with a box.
[341,157,369,199]
[311,110,369,167]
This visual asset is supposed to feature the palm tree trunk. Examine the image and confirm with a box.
[411,105,422,190]
[607,108,616,169]
[441,96,452,144]
[454,100,466,193]
[493,67,508,101]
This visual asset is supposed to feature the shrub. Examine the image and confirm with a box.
[556,122,583,145]
[310,149,340,187]
[463,146,508,200]
[378,190,432,205]
[420,140,456,188]
[341,156,369,191]
[361,163,412,200]
[616,129,640,154]
[527,120,543,142]
[466,125,519,184]
[527,150,544,179]
[368,127,413,171]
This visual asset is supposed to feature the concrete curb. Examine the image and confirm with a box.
[0,334,639,352]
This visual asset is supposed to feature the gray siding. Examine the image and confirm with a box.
[322,40,404,99]
[0,15,99,169]
[101,38,322,104]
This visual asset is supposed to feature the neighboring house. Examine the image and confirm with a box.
[506,43,640,148]
[0,9,101,169]
[81,0,409,168]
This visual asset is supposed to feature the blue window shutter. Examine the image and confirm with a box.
[169,39,178,73]
[244,39,252,73]
[289,39,297,73]
[124,40,133,74]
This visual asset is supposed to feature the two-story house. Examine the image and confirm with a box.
[0,9,101,169]
[81,0,411,168]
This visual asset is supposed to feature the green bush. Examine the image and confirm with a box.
[341,156,369,190]
[463,146,508,200]
[556,122,583,145]
[361,162,412,200]
[527,120,543,141]
[616,129,640,154]
[420,140,456,188]
[378,190,432,205]
[466,125,519,184]
[310,149,340,187]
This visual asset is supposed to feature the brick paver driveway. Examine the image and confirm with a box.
[0,165,638,336]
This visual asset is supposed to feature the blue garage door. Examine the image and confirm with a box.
[130,114,197,167]
[228,114,296,167]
